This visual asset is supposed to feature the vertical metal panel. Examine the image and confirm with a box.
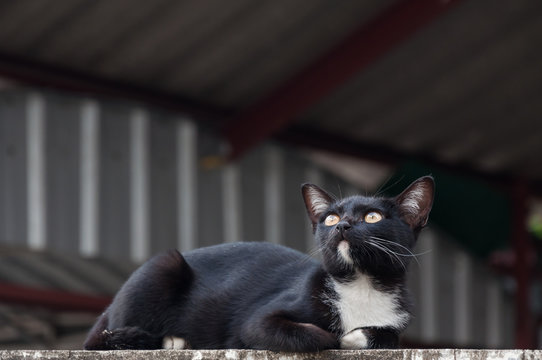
[26,92,46,251]
[471,263,489,347]
[502,290,516,348]
[129,108,150,263]
[510,181,533,348]
[99,104,131,259]
[240,147,265,243]
[196,131,223,248]
[222,163,242,243]
[79,99,100,257]
[0,91,27,246]
[304,165,324,252]
[418,230,437,343]
[405,243,422,340]
[264,146,284,244]
[436,238,456,343]
[45,94,81,254]
[149,115,177,255]
[486,277,502,347]
[283,153,309,252]
[177,119,197,252]
[453,251,472,345]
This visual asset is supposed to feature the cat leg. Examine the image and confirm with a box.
[84,311,162,350]
[340,328,368,349]
[84,311,109,350]
[340,327,399,349]
[241,311,338,352]
[364,327,399,349]
[162,336,188,349]
[84,314,163,351]
[85,250,193,350]
[85,317,185,350]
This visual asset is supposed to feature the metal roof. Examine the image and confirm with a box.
[0,0,541,185]
[0,247,133,347]
[0,0,392,107]
[302,0,542,180]
[0,247,133,298]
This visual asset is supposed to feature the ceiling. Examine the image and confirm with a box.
[1,0,541,188]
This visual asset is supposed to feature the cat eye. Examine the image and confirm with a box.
[364,211,383,223]
[324,214,340,226]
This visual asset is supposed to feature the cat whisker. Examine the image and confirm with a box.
[368,236,413,254]
[298,239,330,265]
[306,245,322,258]
[372,175,404,198]
[368,239,418,269]
[389,249,432,258]
[368,236,430,268]
[358,241,378,267]
[367,238,422,270]
[364,240,407,272]
[298,247,322,265]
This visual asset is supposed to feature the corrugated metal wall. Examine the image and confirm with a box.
[1,88,351,261]
[405,228,515,348]
[0,88,513,348]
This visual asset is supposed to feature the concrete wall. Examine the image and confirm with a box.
[0,349,538,360]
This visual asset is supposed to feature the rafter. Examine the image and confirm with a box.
[223,0,463,159]
[0,282,110,312]
[0,52,230,124]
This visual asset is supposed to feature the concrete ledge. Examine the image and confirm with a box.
[0,349,539,360]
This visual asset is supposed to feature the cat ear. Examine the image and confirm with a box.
[395,176,435,229]
[301,184,335,225]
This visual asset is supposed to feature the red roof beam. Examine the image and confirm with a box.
[223,0,463,159]
[0,282,111,313]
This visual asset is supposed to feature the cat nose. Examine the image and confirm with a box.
[336,221,352,233]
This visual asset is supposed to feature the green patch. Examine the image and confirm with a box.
[381,161,511,258]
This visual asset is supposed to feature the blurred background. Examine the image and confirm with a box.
[0,0,541,350]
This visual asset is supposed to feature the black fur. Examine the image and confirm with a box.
[84,176,434,351]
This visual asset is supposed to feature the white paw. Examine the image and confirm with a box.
[162,336,187,349]
[340,329,368,349]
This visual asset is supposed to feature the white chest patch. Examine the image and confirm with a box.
[330,273,409,334]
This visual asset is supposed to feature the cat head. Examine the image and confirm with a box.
[302,176,435,279]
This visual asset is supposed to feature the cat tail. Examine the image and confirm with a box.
[83,312,162,350]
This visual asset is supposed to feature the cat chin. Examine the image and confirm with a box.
[337,240,354,265]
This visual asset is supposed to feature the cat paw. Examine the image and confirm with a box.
[340,328,368,349]
[162,336,187,349]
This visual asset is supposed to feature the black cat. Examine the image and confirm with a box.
[84,176,434,351]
